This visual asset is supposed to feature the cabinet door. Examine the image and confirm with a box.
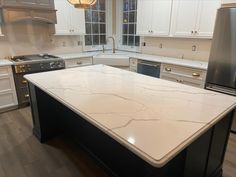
[136,0,153,36]
[69,6,86,35]
[195,0,220,38]
[151,0,172,36]
[171,0,199,37]
[55,0,71,35]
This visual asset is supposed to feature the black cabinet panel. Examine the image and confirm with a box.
[184,129,212,177]
[206,114,233,177]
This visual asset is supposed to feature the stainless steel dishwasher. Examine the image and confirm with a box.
[137,60,161,78]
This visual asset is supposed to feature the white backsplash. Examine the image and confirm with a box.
[0,22,83,58]
[141,37,212,62]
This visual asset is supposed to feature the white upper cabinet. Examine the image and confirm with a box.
[137,0,153,36]
[137,0,172,36]
[69,5,86,35]
[196,0,221,37]
[151,0,173,36]
[55,0,85,35]
[171,0,220,38]
[171,0,199,37]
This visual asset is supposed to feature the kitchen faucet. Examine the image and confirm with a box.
[107,36,116,53]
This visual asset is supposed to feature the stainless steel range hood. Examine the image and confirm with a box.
[0,7,57,24]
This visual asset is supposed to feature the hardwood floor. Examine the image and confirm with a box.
[0,107,235,177]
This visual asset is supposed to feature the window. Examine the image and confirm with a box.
[85,0,106,46]
[122,0,140,46]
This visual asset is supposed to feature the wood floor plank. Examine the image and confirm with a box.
[0,107,235,177]
[24,160,53,177]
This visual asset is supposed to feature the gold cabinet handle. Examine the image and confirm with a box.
[192,73,200,77]
[165,67,171,72]
[22,80,28,84]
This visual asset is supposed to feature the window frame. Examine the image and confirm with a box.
[116,0,141,52]
[83,0,112,52]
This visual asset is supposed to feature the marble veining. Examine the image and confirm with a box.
[25,65,236,167]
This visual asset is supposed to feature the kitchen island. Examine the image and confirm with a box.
[25,65,236,177]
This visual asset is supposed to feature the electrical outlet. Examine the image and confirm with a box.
[159,43,163,49]
[192,45,197,51]
[77,41,82,46]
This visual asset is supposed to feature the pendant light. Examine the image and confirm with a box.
[67,0,97,9]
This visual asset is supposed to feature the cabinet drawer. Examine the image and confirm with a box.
[161,64,206,81]
[0,92,17,109]
[0,66,11,77]
[161,73,204,88]
[65,57,93,68]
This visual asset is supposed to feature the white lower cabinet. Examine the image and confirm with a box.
[0,66,18,111]
[0,27,3,36]
[160,64,207,88]
[64,57,93,68]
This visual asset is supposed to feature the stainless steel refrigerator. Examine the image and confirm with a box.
[205,7,236,133]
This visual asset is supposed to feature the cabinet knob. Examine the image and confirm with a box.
[165,67,171,72]
[25,94,29,98]
[77,61,82,65]
[191,31,194,34]
[195,31,198,34]
[192,73,200,77]
[177,79,183,83]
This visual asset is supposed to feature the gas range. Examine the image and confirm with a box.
[11,54,65,74]
[10,54,65,107]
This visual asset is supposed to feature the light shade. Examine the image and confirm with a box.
[67,0,97,8]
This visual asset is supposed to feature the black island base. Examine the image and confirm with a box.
[28,83,234,177]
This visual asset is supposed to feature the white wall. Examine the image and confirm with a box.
[0,21,83,58]
[141,37,211,62]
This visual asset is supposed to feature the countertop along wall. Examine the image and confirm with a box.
[0,22,83,58]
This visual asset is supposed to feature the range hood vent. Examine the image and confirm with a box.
[0,7,57,24]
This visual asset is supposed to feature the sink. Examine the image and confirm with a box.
[93,53,130,66]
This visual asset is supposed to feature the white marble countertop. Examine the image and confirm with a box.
[24,65,235,167]
[55,51,208,70]
[0,59,13,67]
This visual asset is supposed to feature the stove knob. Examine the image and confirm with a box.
[40,63,44,69]
[50,62,55,68]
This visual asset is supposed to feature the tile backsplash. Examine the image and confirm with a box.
[0,21,83,58]
[141,37,212,62]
